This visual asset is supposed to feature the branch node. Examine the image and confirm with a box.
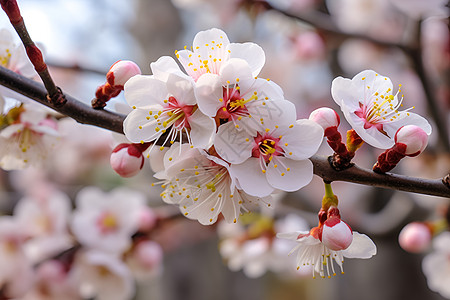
[443,174,450,189]
[46,87,67,108]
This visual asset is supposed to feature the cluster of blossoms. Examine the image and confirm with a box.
[111,28,435,280]
[0,185,163,300]
[120,28,324,225]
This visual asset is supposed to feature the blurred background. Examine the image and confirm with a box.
[0,0,449,299]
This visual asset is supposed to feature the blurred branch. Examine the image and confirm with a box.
[404,21,450,151]
[47,61,108,76]
[0,66,449,198]
[259,1,412,51]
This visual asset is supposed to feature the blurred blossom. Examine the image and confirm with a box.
[0,104,61,171]
[125,240,164,282]
[388,0,449,20]
[0,216,34,298]
[326,0,405,40]
[422,232,450,299]
[218,214,311,278]
[51,118,112,183]
[71,186,147,254]
[23,260,80,300]
[267,0,317,12]
[73,250,135,300]
[14,188,73,262]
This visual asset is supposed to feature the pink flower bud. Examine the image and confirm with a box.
[309,107,340,131]
[107,60,141,87]
[394,125,428,157]
[398,222,431,253]
[134,240,163,269]
[36,260,66,282]
[138,207,158,232]
[110,143,145,177]
[320,217,353,251]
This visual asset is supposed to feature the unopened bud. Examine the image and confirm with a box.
[398,222,431,253]
[321,217,353,251]
[309,107,340,133]
[138,207,158,232]
[134,240,163,269]
[394,125,428,157]
[110,143,145,178]
[107,60,141,87]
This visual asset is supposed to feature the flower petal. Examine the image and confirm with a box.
[123,107,164,143]
[341,232,377,259]
[188,109,216,149]
[124,76,168,109]
[166,72,196,106]
[280,119,323,160]
[214,122,253,164]
[194,73,223,117]
[150,56,183,82]
[231,158,274,197]
[266,157,313,192]
[227,42,265,77]
[219,58,253,86]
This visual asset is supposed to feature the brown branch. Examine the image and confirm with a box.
[0,65,124,133]
[0,65,449,198]
[0,0,66,106]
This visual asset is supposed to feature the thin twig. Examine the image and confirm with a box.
[1,65,449,198]
[259,0,413,52]
[0,0,66,106]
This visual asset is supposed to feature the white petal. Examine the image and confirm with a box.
[220,193,241,224]
[342,104,394,149]
[341,232,377,259]
[331,76,355,108]
[227,42,265,77]
[166,72,196,105]
[266,157,313,192]
[276,231,310,241]
[148,146,169,174]
[214,122,253,164]
[280,119,323,160]
[0,123,24,138]
[150,56,183,81]
[124,75,168,109]
[245,99,297,133]
[231,158,274,197]
[123,108,164,143]
[194,73,223,117]
[386,112,432,136]
[219,58,253,85]
[188,109,216,149]
[192,28,230,58]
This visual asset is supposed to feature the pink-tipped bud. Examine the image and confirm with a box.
[309,107,340,132]
[110,143,145,178]
[134,240,163,269]
[394,125,428,157]
[107,60,141,87]
[398,222,431,253]
[320,217,353,251]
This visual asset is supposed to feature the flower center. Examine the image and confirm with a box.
[97,212,118,234]
[252,134,283,164]
[162,96,194,130]
[216,85,257,122]
[0,49,11,67]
